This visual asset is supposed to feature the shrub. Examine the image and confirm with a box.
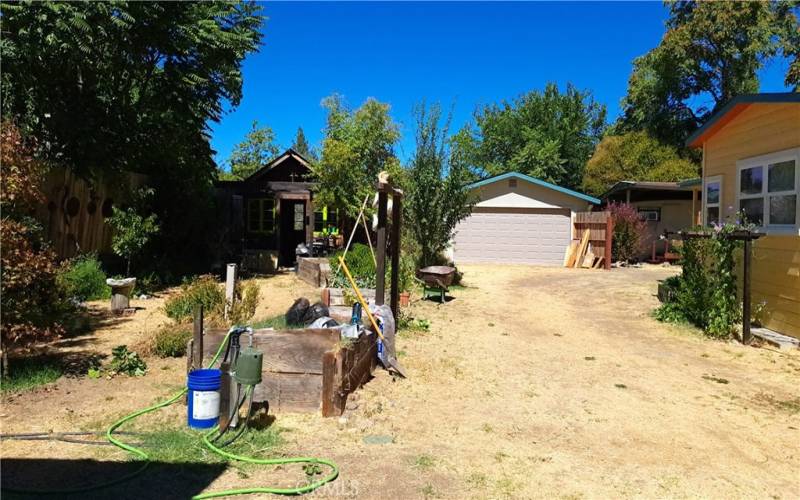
[164,275,225,322]
[109,345,147,376]
[58,253,110,301]
[1,121,75,350]
[228,281,260,325]
[153,327,192,358]
[608,202,646,262]
[654,218,750,339]
[329,243,377,289]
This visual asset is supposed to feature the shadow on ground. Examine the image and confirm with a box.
[2,458,227,499]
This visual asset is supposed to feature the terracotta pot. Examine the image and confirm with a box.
[399,291,410,307]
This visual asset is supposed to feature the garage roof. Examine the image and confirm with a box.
[467,172,600,204]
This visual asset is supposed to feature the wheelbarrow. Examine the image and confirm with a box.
[416,266,456,303]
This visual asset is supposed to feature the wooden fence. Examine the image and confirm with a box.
[572,211,613,270]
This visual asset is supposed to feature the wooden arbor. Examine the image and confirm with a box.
[374,178,404,321]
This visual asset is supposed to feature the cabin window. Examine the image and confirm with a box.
[637,208,661,222]
[704,176,721,226]
[247,198,275,233]
[313,206,339,235]
[737,149,799,229]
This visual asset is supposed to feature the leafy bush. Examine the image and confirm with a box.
[654,218,750,339]
[164,275,225,322]
[228,281,260,325]
[153,327,192,358]
[108,188,159,275]
[109,345,147,376]
[58,253,110,301]
[329,243,377,289]
[608,202,646,262]
[1,121,75,350]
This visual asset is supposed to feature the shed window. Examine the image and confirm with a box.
[313,206,339,235]
[638,208,661,222]
[737,149,799,229]
[247,198,275,233]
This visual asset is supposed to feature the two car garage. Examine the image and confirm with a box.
[453,173,599,265]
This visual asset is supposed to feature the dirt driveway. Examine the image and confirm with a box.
[3,265,799,499]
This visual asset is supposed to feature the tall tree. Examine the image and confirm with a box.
[225,121,281,180]
[0,1,263,273]
[314,94,401,217]
[405,103,476,266]
[582,132,699,196]
[617,1,799,148]
[465,83,606,190]
[292,127,316,161]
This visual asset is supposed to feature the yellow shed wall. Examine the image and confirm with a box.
[703,102,800,339]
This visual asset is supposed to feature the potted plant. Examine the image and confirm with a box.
[106,189,159,312]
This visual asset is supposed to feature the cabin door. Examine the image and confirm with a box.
[279,199,306,266]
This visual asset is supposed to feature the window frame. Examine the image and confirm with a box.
[247,197,276,234]
[736,148,800,234]
[703,175,722,227]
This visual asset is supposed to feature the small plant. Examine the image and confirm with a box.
[608,201,646,262]
[108,188,159,276]
[57,253,110,301]
[164,275,225,322]
[153,327,192,358]
[329,243,376,289]
[228,281,260,325]
[109,345,147,376]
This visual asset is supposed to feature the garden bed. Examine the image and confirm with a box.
[296,257,331,288]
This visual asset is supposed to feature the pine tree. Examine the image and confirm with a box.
[292,127,316,161]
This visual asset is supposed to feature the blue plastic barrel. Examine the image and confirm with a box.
[187,368,221,429]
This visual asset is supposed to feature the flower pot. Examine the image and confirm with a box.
[399,291,410,307]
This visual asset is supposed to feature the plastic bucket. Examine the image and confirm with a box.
[187,368,221,429]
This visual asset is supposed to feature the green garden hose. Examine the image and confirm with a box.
[3,329,339,498]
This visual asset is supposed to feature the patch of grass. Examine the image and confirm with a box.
[251,314,299,329]
[495,476,522,497]
[466,472,488,489]
[421,484,438,498]
[412,453,435,470]
[754,393,800,415]
[481,423,493,433]
[140,426,282,464]
[1,356,63,393]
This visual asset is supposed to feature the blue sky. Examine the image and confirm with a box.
[210,1,792,168]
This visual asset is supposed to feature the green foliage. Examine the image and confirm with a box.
[225,120,281,180]
[163,275,225,323]
[617,2,798,148]
[582,132,699,195]
[608,202,647,263]
[1,356,63,393]
[292,127,317,161]
[654,217,754,338]
[228,281,260,325]
[329,244,377,289]
[397,311,430,334]
[405,102,477,267]
[108,189,160,275]
[141,426,281,464]
[109,345,147,377]
[251,314,289,330]
[463,83,607,189]
[1,2,263,276]
[314,94,401,217]
[58,253,110,301]
[153,327,192,358]
[1,122,75,349]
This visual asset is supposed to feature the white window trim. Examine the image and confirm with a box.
[703,175,722,226]
[736,147,800,235]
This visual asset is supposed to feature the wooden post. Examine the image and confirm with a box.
[375,189,388,305]
[742,238,752,345]
[604,214,613,270]
[192,305,204,370]
[224,263,237,320]
[390,190,402,321]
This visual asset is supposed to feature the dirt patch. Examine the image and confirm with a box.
[3,265,799,498]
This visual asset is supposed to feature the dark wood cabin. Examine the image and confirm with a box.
[215,149,337,270]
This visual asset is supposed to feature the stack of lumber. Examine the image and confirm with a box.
[563,230,604,269]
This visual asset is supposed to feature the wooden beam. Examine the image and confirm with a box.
[375,190,388,305]
[390,192,402,321]
[743,238,752,345]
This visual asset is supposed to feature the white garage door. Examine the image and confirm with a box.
[454,207,571,265]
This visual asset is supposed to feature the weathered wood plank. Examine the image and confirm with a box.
[257,372,322,412]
